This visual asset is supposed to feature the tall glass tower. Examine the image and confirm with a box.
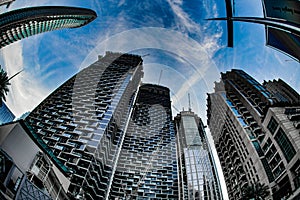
[174,110,223,200]
[108,84,179,199]
[0,6,96,48]
[26,52,144,199]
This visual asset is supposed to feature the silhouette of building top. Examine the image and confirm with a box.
[0,6,97,48]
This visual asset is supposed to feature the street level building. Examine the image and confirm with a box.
[26,52,144,199]
[0,121,69,200]
[174,110,223,200]
[0,6,96,48]
[207,69,300,199]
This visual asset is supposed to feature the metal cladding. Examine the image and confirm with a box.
[26,52,143,199]
[0,6,97,48]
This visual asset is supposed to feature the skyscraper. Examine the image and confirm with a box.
[0,102,15,124]
[207,69,300,199]
[26,52,144,199]
[108,84,178,199]
[0,6,97,48]
[174,109,223,200]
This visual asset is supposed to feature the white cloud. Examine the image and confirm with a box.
[79,27,220,119]
[117,0,126,7]
[1,42,48,117]
[166,0,200,34]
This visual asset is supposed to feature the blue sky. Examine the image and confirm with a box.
[0,1,300,198]
[1,0,299,119]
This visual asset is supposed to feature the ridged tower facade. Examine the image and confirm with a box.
[26,52,144,199]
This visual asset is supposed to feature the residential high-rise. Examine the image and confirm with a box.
[0,102,15,124]
[262,107,300,199]
[263,79,300,106]
[207,69,300,199]
[108,84,179,199]
[0,6,97,48]
[26,52,144,199]
[174,109,223,200]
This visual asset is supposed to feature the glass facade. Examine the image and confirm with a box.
[267,116,279,134]
[0,6,96,48]
[182,116,202,146]
[26,52,144,199]
[274,128,296,162]
[109,84,178,199]
[0,102,15,124]
[175,111,223,200]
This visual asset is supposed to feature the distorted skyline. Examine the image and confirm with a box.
[0,1,299,199]
[1,0,299,119]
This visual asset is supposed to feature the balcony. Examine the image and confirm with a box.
[293,121,300,129]
[233,156,241,164]
[238,172,247,181]
[241,181,248,189]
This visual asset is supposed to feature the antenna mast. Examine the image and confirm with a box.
[158,69,163,85]
[188,93,191,111]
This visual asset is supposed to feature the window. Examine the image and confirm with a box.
[262,138,272,152]
[261,158,274,182]
[273,163,285,178]
[238,117,247,127]
[274,128,296,162]
[267,116,278,134]
[252,141,264,157]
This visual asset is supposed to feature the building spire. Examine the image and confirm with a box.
[188,93,191,111]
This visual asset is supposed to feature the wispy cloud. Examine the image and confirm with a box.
[1,42,48,117]
[80,27,220,118]
[166,0,200,34]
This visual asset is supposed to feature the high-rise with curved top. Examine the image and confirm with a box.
[0,6,96,48]
[26,52,144,199]
[108,84,179,199]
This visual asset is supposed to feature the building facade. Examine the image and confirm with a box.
[0,121,68,200]
[174,110,223,200]
[108,84,179,199]
[26,52,144,199]
[0,102,15,125]
[263,79,300,106]
[262,107,300,199]
[0,6,96,48]
[207,69,300,199]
